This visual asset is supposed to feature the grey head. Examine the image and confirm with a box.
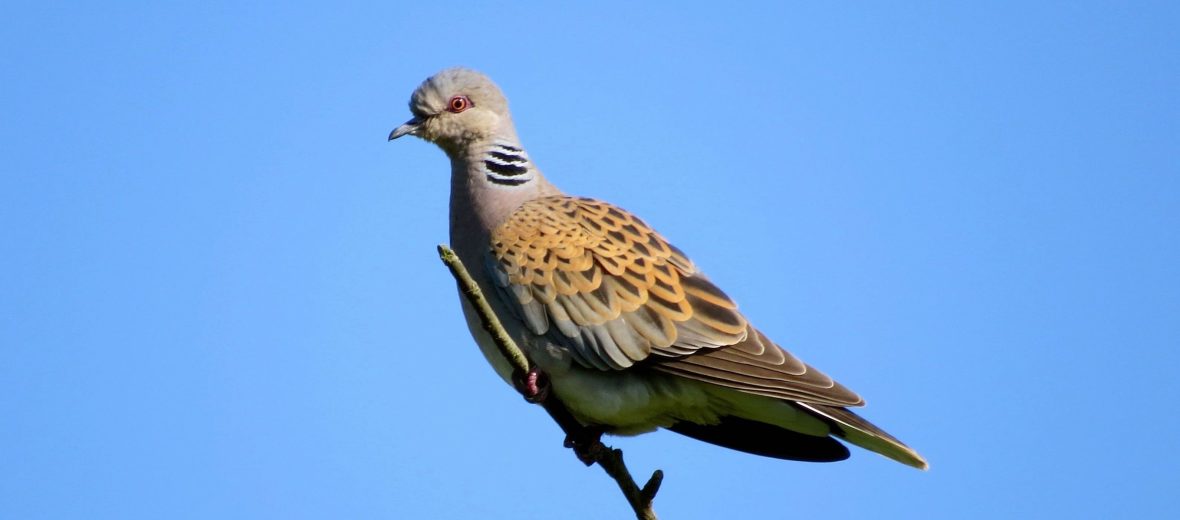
[389,67,550,193]
[388,68,518,157]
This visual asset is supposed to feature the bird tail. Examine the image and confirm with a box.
[798,403,929,470]
[667,415,850,463]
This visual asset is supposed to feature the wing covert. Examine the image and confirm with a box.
[485,196,864,407]
[488,196,747,370]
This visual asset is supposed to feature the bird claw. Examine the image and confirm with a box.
[511,367,605,465]
[514,366,550,404]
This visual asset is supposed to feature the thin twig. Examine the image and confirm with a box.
[438,244,662,520]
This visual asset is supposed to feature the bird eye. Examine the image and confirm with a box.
[446,95,472,113]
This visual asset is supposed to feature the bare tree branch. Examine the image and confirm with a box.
[438,244,662,520]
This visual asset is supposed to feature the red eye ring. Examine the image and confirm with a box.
[446,95,472,113]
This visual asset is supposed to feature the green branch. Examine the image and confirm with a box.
[438,244,663,520]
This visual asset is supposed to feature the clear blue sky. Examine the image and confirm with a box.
[2,2,1177,518]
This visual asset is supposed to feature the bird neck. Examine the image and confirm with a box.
[448,138,562,262]
[468,137,538,187]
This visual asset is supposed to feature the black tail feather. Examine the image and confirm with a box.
[667,416,849,462]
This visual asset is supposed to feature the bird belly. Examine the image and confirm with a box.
[548,366,725,436]
[458,290,815,439]
[458,294,518,386]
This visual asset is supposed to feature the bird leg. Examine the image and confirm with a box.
[511,366,606,464]
[513,366,551,404]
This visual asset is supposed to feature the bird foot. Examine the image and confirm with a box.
[511,366,605,466]
[513,366,550,404]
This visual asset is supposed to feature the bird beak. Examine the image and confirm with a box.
[388,117,423,141]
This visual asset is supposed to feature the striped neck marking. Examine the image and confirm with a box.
[482,142,533,187]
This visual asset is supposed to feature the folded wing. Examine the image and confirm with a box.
[487,196,862,407]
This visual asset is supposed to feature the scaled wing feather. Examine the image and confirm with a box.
[487,196,863,407]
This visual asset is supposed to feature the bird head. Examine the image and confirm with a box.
[388,68,514,155]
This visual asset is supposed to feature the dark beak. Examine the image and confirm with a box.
[388,116,423,140]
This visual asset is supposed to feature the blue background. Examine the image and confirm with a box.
[3,2,1177,518]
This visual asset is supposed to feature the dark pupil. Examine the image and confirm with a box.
[452,98,465,110]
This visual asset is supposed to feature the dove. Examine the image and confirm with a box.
[389,67,926,469]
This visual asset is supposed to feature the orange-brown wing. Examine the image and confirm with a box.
[487,196,862,407]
